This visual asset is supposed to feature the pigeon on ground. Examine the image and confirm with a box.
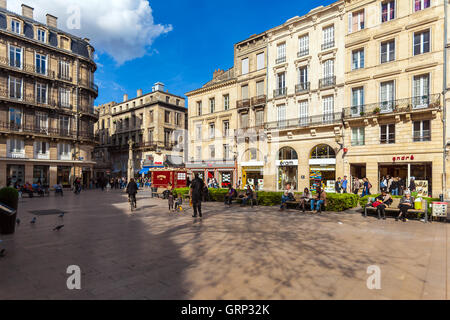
[16,218,20,225]
[0,249,5,257]
[53,225,64,231]
[30,217,37,224]
[58,213,65,218]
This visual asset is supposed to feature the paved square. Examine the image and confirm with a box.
[0,189,448,300]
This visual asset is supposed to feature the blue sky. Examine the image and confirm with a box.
[94,0,335,105]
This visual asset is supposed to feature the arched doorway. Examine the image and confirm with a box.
[309,144,336,192]
[277,147,298,190]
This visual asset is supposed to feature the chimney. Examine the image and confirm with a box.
[153,82,165,92]
[46,14,58,28]
[0,0,6,10]
[21,4,34,19]
[137,89,143,97]
[123,94,128,102]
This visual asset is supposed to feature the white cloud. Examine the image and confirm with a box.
[7,0,172,64]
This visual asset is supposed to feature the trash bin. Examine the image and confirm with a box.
[0,202,17,235]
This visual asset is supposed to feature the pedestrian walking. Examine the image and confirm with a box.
[167,183,174,212]
[335,177,342,194]
[353,177,361,195]
[190,173,205,218]
[409,177,416,193]
[341,176,348,193]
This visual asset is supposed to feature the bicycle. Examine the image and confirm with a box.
[129,194,137,211]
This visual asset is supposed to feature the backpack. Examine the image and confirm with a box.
[368,182,372,189]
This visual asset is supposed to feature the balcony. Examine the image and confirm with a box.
[0,121,82,140]
[265,112,343,131]
[297,49,309,58]
[274,87,287,98]
[0,57,56,79]
[57,73,73,82]
[80,80,99,95]
[319,76,336,89]
[236,99,251,110]
[343,94,441,118]
[321,41,335,51]
[276,56,286,64]
[295,82,310,94]
[251,95,267,107]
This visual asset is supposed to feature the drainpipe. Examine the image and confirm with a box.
[443,0,448,200]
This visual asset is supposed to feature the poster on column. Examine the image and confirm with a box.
[415,180,428,198]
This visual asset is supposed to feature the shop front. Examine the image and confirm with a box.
[276,147,299,190]
[241,161,264,191]
[186,161,236,188]
[57,166,72,187]
[309,145,336,193]
[33,165,49,185]
[7,164,25,186]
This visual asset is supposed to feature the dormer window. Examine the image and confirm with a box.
[60,37,70,50]
[37,29,46,43]
[11,20,21,34]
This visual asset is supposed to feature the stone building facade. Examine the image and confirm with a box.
[94,83,187,180]
[0,1,98,188]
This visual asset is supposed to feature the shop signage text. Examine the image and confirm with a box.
[392,155,415,162]
[276,160,299,167]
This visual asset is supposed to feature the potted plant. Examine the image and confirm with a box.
[360,111,365,117]
[373,107,381,115]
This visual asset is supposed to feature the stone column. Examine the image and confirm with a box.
[49,165,58,186]
[24,163,33,184]
[127,139,134,179]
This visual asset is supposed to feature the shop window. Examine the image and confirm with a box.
[310,144,336,159]
[277,147,298,191]
[381,124,396,144]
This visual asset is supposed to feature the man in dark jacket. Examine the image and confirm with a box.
[190,174,205,218]
[126,178,138,208]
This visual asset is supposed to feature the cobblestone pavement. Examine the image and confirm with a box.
[0,189,448,300]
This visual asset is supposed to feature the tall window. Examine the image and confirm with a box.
[35,112,48,133]
[256,53,265,70]
[256,81,264,97]
[9,45,22,68]
[35,141,49,157]
[9,77,22,99]
[195,124,202,140]
[352,87,365,116]
[299,101,309,125]
[277,104,286,127]
[11,20,20,34]
[164,130,172,147]
[58,143,72,160]
[323,96,334,122]
[298,34,309,57]
[415,0,430,12]
[59,116,70,134]
[352,49,364,70]
[381,40,395,63]
[380,81,395,112]
[148,129,153,143]
[413,74,430,108]
[223,120,230,137]
[322,26,334,49]
[414,30,430,55]
[37,29,46,42]
[196,146,202,160]
[348,10,364,33]
[241,113,249,129]
[35,53,47,75]
[36,83,47,104]
[9,107,22,129]
[255,110,264,127]
[223,94,230,111]
[165,111,171,123]
[149,110,154,122]
[209,123,215,139]
[298,66,308,89]
[241,58,249,75]
[8,139,25,157]
[381,1,395,22]
[413,120,431,142]
[351,128,365,146]
[59,88,71,108]
[223,145,230,160]
[209,98,215,113]
[277,43,286,63]
[241,85,249,100]
[381,124,395,144]
[276,72,286,96]
[59,61,70,80]
[197,101,202,116]
[209,146,215,159]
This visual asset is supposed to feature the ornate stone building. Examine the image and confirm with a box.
[0,1,98,188]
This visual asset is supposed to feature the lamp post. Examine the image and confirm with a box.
[127,139,134,180]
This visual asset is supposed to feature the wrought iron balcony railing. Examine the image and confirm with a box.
[321,41,335,51]
[295,82,310,94]
[0,57,56,79]
[274,87,287,98]
[265,112,343,131]
[319,76,336,89]
[236,99,251,109]
[276,56,286,64]
[343,94,441,118]
[251,95,267,107]
[297,49,309,58]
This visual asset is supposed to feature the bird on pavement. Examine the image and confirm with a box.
[16,218,20,225]
[30,217,37,224]
[0,249,6,258]
[58,213,65,218]
[53,225,64,231]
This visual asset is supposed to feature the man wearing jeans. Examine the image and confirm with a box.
[280,184,294,211]
[342,176,348,194]
[310,188,327,213]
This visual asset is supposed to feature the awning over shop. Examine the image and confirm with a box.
[139,168,150,175]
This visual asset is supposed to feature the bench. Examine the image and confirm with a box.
[238,191,259,207]
[364,198,428,221]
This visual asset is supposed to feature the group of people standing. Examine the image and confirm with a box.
[380,175,416,196]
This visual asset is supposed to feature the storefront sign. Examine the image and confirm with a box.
[392,155,415,162]
[276,160,299,167]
